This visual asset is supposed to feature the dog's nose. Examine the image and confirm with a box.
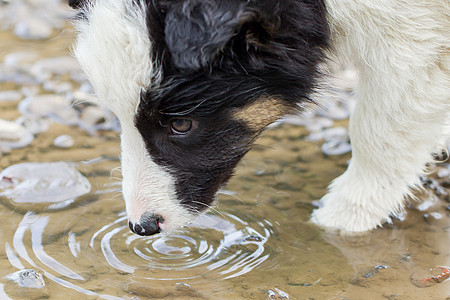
[128,212,163,236]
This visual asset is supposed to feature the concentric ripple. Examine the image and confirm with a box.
[1,158,275,298]
[3,198,274,298]
[92,211,274,280]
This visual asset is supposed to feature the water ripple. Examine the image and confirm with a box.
[91,212,273,281]
[5,206,274,298]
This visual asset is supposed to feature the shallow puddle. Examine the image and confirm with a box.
[0,6,449,300]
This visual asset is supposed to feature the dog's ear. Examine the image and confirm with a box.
[163,0,253,71]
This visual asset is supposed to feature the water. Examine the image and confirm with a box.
[0,5,449,299]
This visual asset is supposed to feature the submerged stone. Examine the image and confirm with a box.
[5,269,49,299]
[0,161,91,205]
[0,119,34,149]
[0,90,22,102]
[16,115,50,134]
[19,94,79,125]
[15,18,53,40]
[53,134,74,148]
[321,139,352,156]
[9,269,45,289]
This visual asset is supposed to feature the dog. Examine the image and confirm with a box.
[68,0,449,236]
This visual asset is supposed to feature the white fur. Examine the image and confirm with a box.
[120,120,193,231]
[73,0,158,118]
[312,0,450,232]
[73,0,449,233]
[73,0,193,230]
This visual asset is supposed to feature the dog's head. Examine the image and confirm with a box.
[70,0,328,235]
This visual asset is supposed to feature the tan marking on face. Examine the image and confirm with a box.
[233,98,293,132]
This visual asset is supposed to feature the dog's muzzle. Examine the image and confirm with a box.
[128,212,164,236]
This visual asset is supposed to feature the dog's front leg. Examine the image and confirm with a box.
[312,66,449,232]
[311,1,449,232]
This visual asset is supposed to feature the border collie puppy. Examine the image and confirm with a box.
[69,0,449,235]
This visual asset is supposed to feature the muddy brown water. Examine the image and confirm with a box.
[0,26,449,300]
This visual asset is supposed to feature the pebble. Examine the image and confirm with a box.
[321,139,352,156]
[53,134,74,148]
[308,126,348,142]
[305,117,334,133]
[79,105,119,133]
[0,70,39,85]
[416,192,439,211]
[14,18,53,40]
[0,119,34,149]
[3,51,39,69]
[265,287,290,299]
[8,269,45,289]
[423,212,443,223]
[19,94,79,125]
[0,161,91,204]
[43,80,73,93]
[5,269,49,299]
[31,56,82,78]
[0,90,22,102]
[437,167,449,179]
[307,127,352,156]
[16,115,50,134]
[80,106,106,127]
[0,0,74,40]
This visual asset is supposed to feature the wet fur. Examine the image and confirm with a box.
[70,0,449,233]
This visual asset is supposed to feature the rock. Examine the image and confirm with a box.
[15,116,50,134]
[14,18,53,40]
[19,94,79,125]
[308,126,348,142]
[0,119,34,149]
[79,104,119,133]
[53,134,74,148]
[0,90,22,102]
[264,287,290,299]
[5,269,49,299]
[43,80,73,93]
[8,269,45,289]
[321,139,352,156]
[416,192,440,211]
[80,106,106,127]
[305,117,334,133]
[31,56,82,78]
[3,51,39,68]
[307,126,352,156]
[0,161,91,204]
[0,0,74,40]
[0,52,40,85]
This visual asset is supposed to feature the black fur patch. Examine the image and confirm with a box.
[68,0,83,9]
[136,0,329,212]
[135,93,255,212]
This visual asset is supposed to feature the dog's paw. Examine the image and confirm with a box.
[310,192,392,233]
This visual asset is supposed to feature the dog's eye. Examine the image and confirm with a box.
[170,118,193,135]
